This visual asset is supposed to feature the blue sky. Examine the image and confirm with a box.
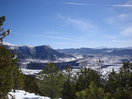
[0,0,132,48]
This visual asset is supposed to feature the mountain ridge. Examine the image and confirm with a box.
[4,42,73,60]
[4,42,132,59]
[57,47,132,56]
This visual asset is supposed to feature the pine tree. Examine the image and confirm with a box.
[0,16,24,98]
[24,75,39,94]
[119,61,132,90]
[105,62,132,99]
[41,63,59,74]
[37,63,65,99]
[75,68,101,92]
[76,82,105,99]
[12,64,25,91]
[0,16,5,27]
[105,69,120,93]
[61,66,76,99]
[0,16,11,45]
[0,47,23,98]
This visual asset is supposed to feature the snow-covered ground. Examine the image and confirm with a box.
[21,68,42,75]
[21,64,121,76]
[8,90,50,99]
[101,65,121,75]
[62,64,121,77]
[20,54,132,76]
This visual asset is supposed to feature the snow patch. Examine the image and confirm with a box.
[21,68,42,75]
[8,90,50,99]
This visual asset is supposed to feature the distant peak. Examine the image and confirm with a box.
[37,45,52,49]
[45,45,52,49]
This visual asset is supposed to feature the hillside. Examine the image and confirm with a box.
[4,43,73,60]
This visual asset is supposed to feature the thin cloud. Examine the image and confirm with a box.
[63,2,95,6]
[117,14,129,20]
[121,26,132,36]
[24,33,77,41]
[63,2,132,7]
[105,6,132,37]
[106,13,131,25]
[44,35,77,41]
[112,1,132,7]
[112,4,132,7]
[57,14,99,34]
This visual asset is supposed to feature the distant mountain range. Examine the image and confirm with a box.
[4,42,132,61]
[4,43,72,60]
[57,47,132,56]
